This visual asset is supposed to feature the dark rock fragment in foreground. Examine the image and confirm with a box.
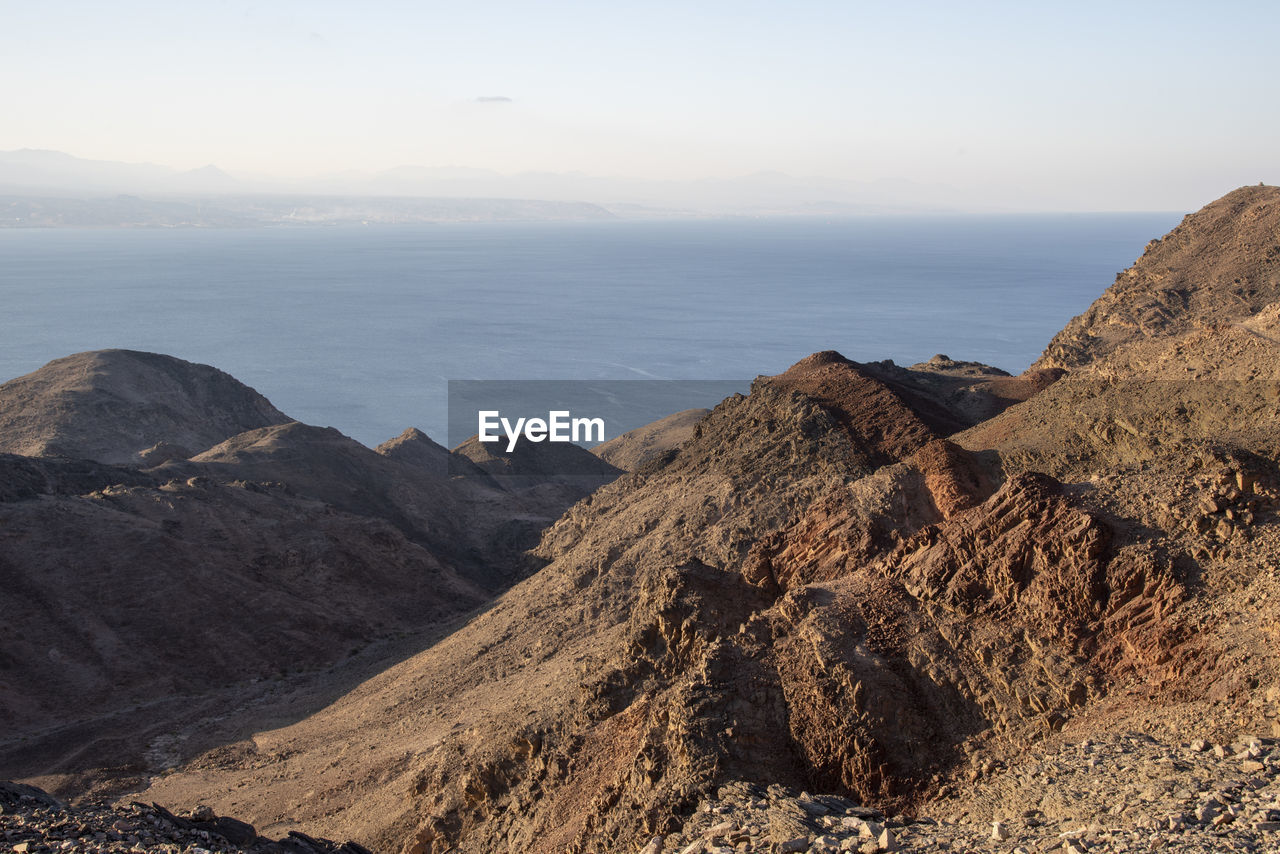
[0,781,377,853]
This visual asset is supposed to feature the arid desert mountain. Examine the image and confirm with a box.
[0,453,486,759]
[374,427,458,474]
[0,349,293,464]
[109,187,1280,854]
[1037,183,1280,370]
[0,352,621,800]
[130,345,1155,853]
[590,408,711,472]
[6,186,1280,854]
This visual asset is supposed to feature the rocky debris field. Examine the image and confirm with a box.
[651,732,1280,853]
[0,782,369,854]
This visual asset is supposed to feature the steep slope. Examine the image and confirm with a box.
[0,458,488,781]
[0,350,291,464]
[590,408,710,472]
[1037,184,1280,370]
[133,355,1105,852]
[925,193,1280,827]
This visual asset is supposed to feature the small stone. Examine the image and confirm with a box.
[1256,821,1280,831]
[992,820,1010,840]
[778,838,809,853]
[638,835,664,854]
[1196,800,1223,823]
[1190,739,1208,752]
[706,821,735,837]
[189,804,216,822]
[877,827,898,852]
[799,799,829,816]
[13,844,31,854]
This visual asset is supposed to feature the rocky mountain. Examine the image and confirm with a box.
[1037,184,1280,370]
[7,186,1280,854]
[0,353,620,801]
[0,450,492,791]
[375,428,457,474]
[126,349,1134,853]
[591,408,710,472]
[0,350,291,464]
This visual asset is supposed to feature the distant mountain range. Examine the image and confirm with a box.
[0,148,986,224]
[0,149,239,195]
[0,151,618,225]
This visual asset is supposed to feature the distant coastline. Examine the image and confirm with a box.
[0,192,616,228]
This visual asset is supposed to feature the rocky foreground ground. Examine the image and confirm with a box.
[656,731,1280,853]
[13,726,1280,853]
[0,781,370,854]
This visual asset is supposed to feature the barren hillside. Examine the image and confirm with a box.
[7,186,1280,854]
[0,350,291,464]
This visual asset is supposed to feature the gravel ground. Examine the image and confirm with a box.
[647,732,1280,853]
[0,781,369,854]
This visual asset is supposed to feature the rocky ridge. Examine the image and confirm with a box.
[0,354,621,801]
[1037,184,1280,371]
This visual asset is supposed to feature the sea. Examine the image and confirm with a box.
[0,213,1182,448]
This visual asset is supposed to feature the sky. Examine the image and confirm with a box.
[3,0,1278,210]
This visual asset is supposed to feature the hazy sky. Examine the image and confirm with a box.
[3,0,1277,210]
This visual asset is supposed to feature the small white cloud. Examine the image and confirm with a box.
[475,96,514,103]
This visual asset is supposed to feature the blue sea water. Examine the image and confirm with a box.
[0,214,1182,447]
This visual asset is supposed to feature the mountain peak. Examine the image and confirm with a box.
[0,350,291,464]
[1036,184,1280,370]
